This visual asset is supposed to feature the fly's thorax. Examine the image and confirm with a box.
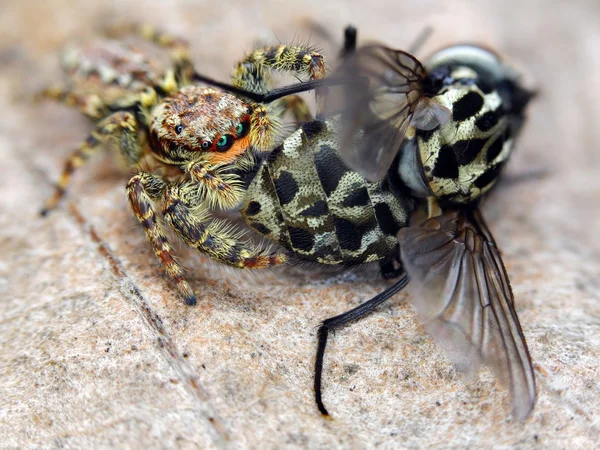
[397,45,531,205]
[417,72,512,204]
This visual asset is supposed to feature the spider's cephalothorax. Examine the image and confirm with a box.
[40,24,328,305]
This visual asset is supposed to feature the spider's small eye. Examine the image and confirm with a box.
[216,135,233,152]
[201,141,211,149]
[235,120,250,138]
[175,125,183,134]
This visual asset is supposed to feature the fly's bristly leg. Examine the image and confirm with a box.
[378,255,404,280]
[162,183,288,270]
[41,111,142,216]
[342,25,358,57]
[315,274,410,416]
[127,172,197,306]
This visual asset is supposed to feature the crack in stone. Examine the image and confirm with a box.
[68,202,231,447]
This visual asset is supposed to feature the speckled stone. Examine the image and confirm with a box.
[0,1,599,448]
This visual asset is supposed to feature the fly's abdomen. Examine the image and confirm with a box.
[242,118,412,264]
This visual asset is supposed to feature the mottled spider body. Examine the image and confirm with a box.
[41,25,327,304]
[41,28,185,121]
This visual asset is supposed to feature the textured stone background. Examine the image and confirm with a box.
[1,0,599,448]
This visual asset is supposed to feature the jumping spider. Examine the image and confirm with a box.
[40,24,327,305]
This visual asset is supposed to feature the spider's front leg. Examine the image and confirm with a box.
[128,163,287,305]
[162,180,287,271]
[41,111,143,215]
[232,44,328,118]
[184,158,248,210]
[127,172,197,305]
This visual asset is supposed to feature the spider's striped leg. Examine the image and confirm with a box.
[36,85,106,119]
[232,44,328,116]
[127,172,197,305]
[162,182,287,270]
[276,95,313,123]
[41,111,142,215]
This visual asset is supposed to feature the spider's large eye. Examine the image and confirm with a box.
[216,135,233,152]
[235,120,250,138]
[175,125,183,134]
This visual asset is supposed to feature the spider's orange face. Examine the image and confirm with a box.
[150,86,253,164]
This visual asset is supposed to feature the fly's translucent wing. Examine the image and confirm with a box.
[410,97,452,131]
[334,45,450,181]
[397,208,536,420]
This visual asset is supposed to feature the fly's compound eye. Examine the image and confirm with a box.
[175,125,183,134]
[235,120,250,138]
[216,135,233,152]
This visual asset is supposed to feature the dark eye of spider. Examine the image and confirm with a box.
[201,141,211,149]
[235,120,250,138]
[175,125,183,134]
[216,135,233,152]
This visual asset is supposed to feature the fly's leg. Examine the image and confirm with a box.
[41,111,142,215]
[232,44,328,116]
[379,244,403,280]
[163,182,287,270]
[127,173,197,305]
[315,274,410,416]
[342,25,357,57]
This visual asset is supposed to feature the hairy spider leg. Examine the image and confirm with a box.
[126,172,197,305]
[37,86,107,120]
[40,111,142,215]
[232,44,328,119]
[162,183,287,269]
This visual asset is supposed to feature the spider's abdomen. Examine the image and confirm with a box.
[241,117,413,264]
[60,41,168,117]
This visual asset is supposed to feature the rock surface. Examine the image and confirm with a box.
[1,0,599,448]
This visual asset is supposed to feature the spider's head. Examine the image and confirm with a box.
[149,86,256,165]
